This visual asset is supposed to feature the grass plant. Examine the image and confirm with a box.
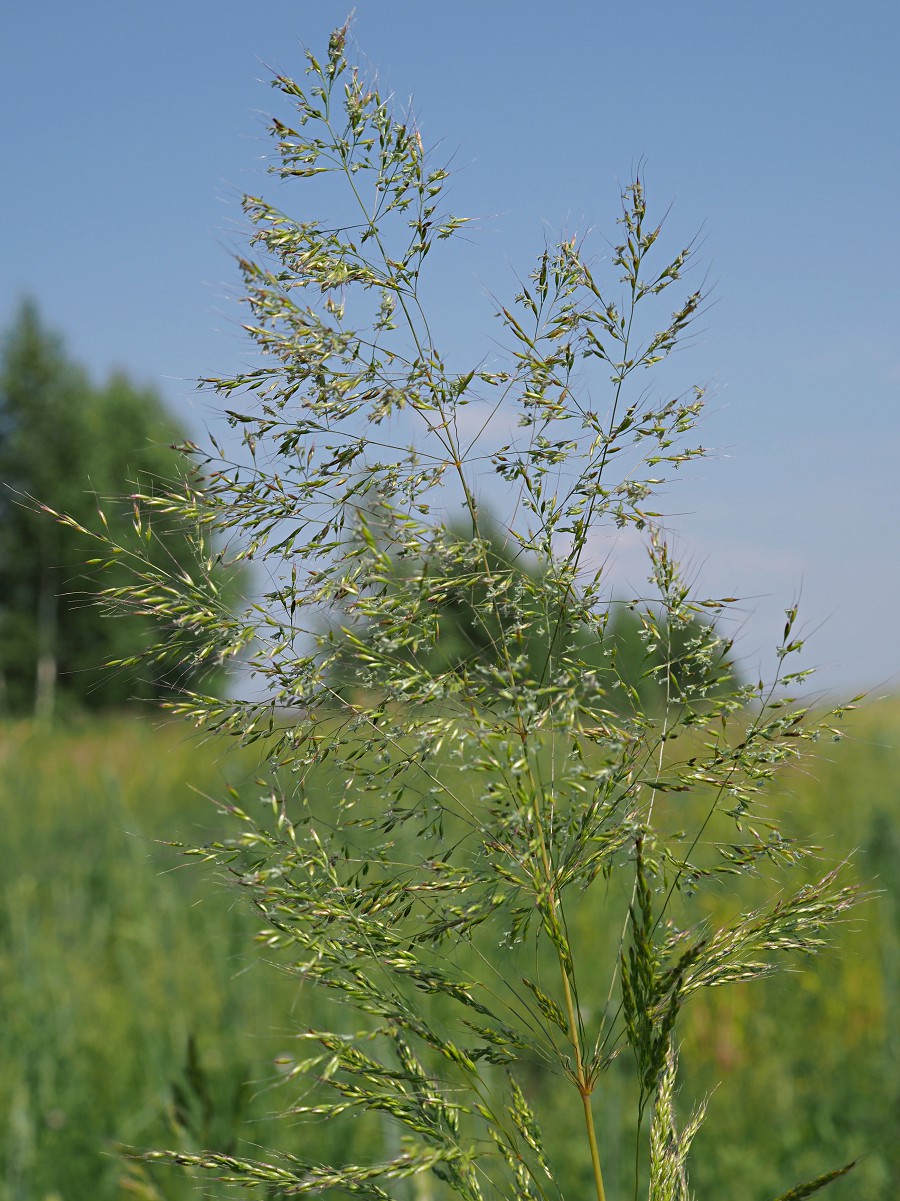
[38,22,882,1201]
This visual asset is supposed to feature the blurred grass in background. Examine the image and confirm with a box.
[1,703,897,1200]
[0,717,299,1201]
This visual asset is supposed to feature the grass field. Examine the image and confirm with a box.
[1,701,897,1200]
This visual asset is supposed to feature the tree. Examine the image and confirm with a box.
[84,26,860,1201]
[0,301,235,716]
[328,514,741,714]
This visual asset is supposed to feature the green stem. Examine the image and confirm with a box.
[533,792,607,1201]
[558,961,607,1201]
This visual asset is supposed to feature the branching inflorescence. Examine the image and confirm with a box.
[84,22,861,1201]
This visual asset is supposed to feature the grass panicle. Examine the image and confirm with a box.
[53,22,869,1201]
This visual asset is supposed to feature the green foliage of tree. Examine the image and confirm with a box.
[0,301,237,716]
[329,515,741,715]
[72,25,864,1201]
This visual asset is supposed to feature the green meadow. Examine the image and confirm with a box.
[1,702,897,1200]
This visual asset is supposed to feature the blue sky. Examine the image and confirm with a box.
[3,1,898,697]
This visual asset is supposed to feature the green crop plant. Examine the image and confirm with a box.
[55,22,866,1201]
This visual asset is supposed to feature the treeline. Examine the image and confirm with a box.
[0,302,235,716]
[1,307,740,719]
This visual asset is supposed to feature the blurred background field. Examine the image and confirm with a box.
[1,701,897,1201]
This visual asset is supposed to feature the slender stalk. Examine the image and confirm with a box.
[532,778,608,1201]
[559,960,607,1201]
